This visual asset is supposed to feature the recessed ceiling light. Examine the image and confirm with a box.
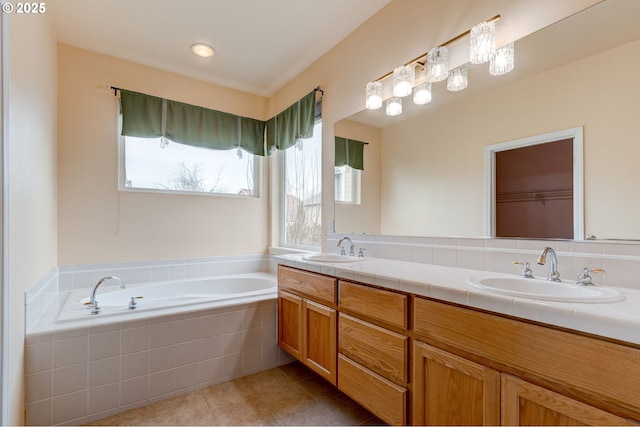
[191,43,215,58]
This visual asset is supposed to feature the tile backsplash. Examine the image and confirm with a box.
[328,234,640,291]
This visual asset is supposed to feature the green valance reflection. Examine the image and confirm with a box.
[335,136,366,170]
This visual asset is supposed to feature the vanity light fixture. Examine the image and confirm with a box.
[386,96,402,116]
[447,65,468,92]
[426,46,449,83]
[393,65,415,97]
[413,82,432,105]
[365,81,383,110]
[490,42,515,75]
[470,21,496,64]
[191,43,215,58]
[363,14,511,116]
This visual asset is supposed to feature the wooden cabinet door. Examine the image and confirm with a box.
[303,299,337,385]
[501,374,637,426]
[278,290,303,359]
[413,341,501,426]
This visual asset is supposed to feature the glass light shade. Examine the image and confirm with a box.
[470,21,496,64]
[365,81,383,110]
[447,66,468,92]
[426,46,449,83]
[386,96,402,116]
[393,65,414,97]
[490,42,515,75]
[413,82,432,105]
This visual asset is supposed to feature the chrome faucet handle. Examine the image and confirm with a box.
[129,296,144,310]
[514,261,534,278]
[577,267,604,286]
[358,248,367,258]
[340,247,346,256]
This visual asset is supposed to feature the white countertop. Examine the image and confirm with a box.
[277,254,640,346]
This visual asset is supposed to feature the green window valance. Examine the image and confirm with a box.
[266,90,317,152]
[335,136,366,170]
[120,90,164,138]
[120,89,267,156]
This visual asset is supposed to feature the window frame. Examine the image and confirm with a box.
[334,164,362,205]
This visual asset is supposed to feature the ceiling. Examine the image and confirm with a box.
[48,0,391,97]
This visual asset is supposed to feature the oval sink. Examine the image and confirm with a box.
[303,253,367,263]
[466,276,624,303]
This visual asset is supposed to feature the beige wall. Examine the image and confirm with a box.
[8,13,58,426]
[334,120,381,234]
[378,38,640,239]
[57,45,270,264]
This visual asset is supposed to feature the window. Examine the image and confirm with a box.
[282,121,322,248]
[334,165,361,204]
[120,136,259,197]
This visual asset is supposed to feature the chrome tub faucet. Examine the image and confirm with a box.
[88,276,125,315]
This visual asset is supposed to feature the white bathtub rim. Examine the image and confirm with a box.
[27,272,277,337]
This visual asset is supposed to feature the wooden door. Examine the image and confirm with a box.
[277,290,303,359]
[413,341,501,426]
[501,374,637,426]
[303,299,337,384]
[495,138,574,239]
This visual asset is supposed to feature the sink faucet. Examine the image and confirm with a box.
[537,247,561,282]
[88,276,125,315]
[337,237,355,256]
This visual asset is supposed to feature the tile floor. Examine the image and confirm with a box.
[87,362,385,426]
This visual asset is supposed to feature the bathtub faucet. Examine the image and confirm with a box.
[88,276,125,315]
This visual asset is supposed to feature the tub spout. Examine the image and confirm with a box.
[88,276,125,315]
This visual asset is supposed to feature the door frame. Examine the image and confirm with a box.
[484,127,584,240]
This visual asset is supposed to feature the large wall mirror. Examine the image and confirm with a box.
[334,0,640,241]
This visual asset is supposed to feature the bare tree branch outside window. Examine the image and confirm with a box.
[284,131,322,247]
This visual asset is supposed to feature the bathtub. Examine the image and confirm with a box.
[25,268,292,426]
[57,272,277,322]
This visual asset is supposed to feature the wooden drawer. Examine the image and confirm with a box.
[338,354,407,426]
[278,265,336,306]
[339,313,408,385]
[338,280,407,329]
[413,296,640,421]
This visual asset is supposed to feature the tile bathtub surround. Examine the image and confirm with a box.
[25,298,294,426]
[328,234,640,291]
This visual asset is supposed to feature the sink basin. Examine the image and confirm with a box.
[303,253,367,263]
[466,276,624,303]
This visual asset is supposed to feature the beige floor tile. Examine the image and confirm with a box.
[272,398,337,426]
[86,362,382,426]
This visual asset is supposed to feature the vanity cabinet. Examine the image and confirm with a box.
[412,296,640,425]
[337,280,409,425]
[501,374,636,426]
[277,266,337,384]
[413,341,500,425]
